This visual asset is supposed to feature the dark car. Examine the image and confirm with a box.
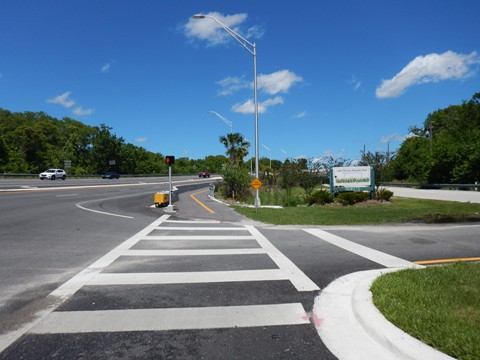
[102,172,120,179]
[199,170,211,178]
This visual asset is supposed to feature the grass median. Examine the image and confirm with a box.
[233,197,480,225]
[371,262,480,360]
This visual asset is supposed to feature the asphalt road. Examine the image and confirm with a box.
[0,179,478,359]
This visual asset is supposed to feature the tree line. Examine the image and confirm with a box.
[389,92,480,184]
[358,92,480,185]
[0,109,229,175]
[1,91,479,185]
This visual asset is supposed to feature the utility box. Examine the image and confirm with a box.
[208,183,215,197]
[154,191,169,207]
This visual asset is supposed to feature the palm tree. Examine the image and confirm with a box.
[219,132,250,165]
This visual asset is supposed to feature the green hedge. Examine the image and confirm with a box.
[337,191,370,205]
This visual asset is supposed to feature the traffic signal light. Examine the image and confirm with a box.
[165,156,175,165]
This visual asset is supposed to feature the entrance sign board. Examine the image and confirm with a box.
[332,166,371,187]
[330,166,375,198]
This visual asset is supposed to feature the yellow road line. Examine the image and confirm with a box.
[415,257,480,265]
[190,189,215,214]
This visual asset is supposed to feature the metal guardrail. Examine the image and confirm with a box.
[380,182,479,190]
[0,173,206,179]
[1,173,39,179]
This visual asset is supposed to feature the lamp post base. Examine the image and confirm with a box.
[255,191,261,207]
[164,204,175,213]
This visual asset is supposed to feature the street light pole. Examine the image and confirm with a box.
[252,43,260,208]
[192,14,261,208]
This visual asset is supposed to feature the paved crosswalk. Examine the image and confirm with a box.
[28,214,320,335]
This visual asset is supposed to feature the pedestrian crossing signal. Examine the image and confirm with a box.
[165,156,175,165]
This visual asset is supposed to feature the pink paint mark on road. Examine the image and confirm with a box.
[303,311,324,327]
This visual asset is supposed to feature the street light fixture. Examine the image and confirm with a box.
[209,111,233,134]
[192,13,261,207]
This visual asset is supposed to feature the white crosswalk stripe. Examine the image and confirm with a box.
[143,235,255,240]
[87,269,290,286]
[31,304,310,334]
[29,214,319,334]
[122,248,267,256]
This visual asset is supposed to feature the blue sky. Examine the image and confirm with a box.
[1,1,479,163]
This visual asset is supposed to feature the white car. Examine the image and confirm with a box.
[39,168,67,180]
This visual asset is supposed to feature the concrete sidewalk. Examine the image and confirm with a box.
[313,269,455,360]
[386,186,480,203]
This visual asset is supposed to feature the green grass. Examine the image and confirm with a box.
[371,262,480,360]
[233,198,480,225]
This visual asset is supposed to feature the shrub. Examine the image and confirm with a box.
[376,187,394,201]
[307,189,333,205]
[278,161,303,195]
[298,171,320,196]
[337,191,370,206]
[220,165,251,201]
[282,194,299,207]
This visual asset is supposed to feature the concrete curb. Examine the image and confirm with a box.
[313,269,455,360]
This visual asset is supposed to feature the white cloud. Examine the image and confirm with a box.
[217,69,302,97]
[185,12,252,46]
[380,132,407,143]
[72,107,93,116]
[232,99,255,114]
[292,111,307,119]
[101,60,116,73]
[47,91,75,108]
[101,63,111,73]
[48,91,93,117]
[232,96,284,114]
[260,96,285,111]
[347,76,362,91]
[376,51,480,98]
[136,137,147,143]
[257,70,303,95]
[216,76,250,96]
[245,25,264,40]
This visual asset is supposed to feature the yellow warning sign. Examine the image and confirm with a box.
[250,178,263,190]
